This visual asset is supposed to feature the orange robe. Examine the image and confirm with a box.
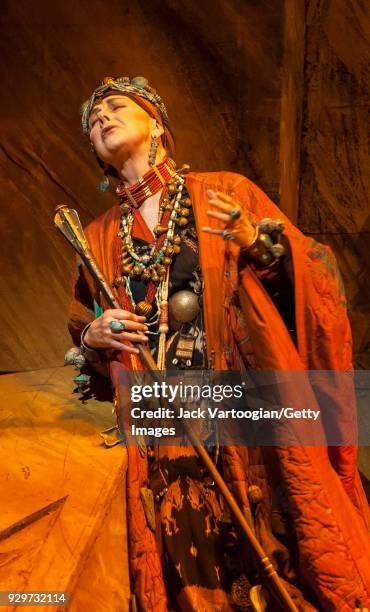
[69,171,370,611]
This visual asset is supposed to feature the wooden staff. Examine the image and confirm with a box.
[55,204,298,612]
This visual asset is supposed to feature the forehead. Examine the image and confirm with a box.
[90,94,132,113]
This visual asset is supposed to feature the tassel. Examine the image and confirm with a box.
[157,269,169,370]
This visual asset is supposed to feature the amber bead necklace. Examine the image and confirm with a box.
[113,162,191,327]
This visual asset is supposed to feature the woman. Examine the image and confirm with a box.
[68,76,370,611]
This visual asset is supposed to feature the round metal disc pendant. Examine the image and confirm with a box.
[169,290,200,331]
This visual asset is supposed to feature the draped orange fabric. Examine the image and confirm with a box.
[69,171,370,611]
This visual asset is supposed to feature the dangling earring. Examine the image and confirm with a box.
[99,164,110,192]
[148,134,158,167]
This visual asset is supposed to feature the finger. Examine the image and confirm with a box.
[103,309,131,318]
[105,309,146,322]
[201,226,224,235]
[109,340,140,354]
[207,189,233,204]
[116,332,149,343]
[207,198,233,214]
[102,309,117,317]
[108,319,148,332]
[207,189,217,200]
[215,191,233,203]
[207,210,231,223]
[115,312,147,323]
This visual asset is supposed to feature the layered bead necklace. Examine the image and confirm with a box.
[112,159,191,368]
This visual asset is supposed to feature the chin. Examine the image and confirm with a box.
[103,132,126,149]
[98,138,128,160]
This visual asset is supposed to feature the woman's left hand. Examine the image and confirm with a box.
[202,190,257,249]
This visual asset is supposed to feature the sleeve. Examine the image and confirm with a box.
[68,255,97,346]
[231,176,368,514]
[238,234,296,341]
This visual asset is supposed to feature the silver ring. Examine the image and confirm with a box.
[222,230,235,241]
[229,208,241,220]
[109,320,126,332]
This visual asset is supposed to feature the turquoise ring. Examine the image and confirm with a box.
[109,320,125,332]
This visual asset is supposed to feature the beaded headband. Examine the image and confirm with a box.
[81,76,171,136]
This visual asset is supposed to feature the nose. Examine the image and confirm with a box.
[96,106,111,123]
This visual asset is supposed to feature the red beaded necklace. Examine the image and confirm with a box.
[116,159,176,208]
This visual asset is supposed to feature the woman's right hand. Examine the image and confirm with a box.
[83,309,148,355]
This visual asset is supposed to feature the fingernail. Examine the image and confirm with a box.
[207,189,216,199]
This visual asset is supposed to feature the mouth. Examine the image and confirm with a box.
[101,125,116,137]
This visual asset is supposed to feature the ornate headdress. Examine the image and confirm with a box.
[80,76,175,155]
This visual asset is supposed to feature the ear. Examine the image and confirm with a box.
[151,120,164,139]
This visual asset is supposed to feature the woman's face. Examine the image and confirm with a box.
[88,94,157,164]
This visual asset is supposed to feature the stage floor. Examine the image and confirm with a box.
[0,366,130,611]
